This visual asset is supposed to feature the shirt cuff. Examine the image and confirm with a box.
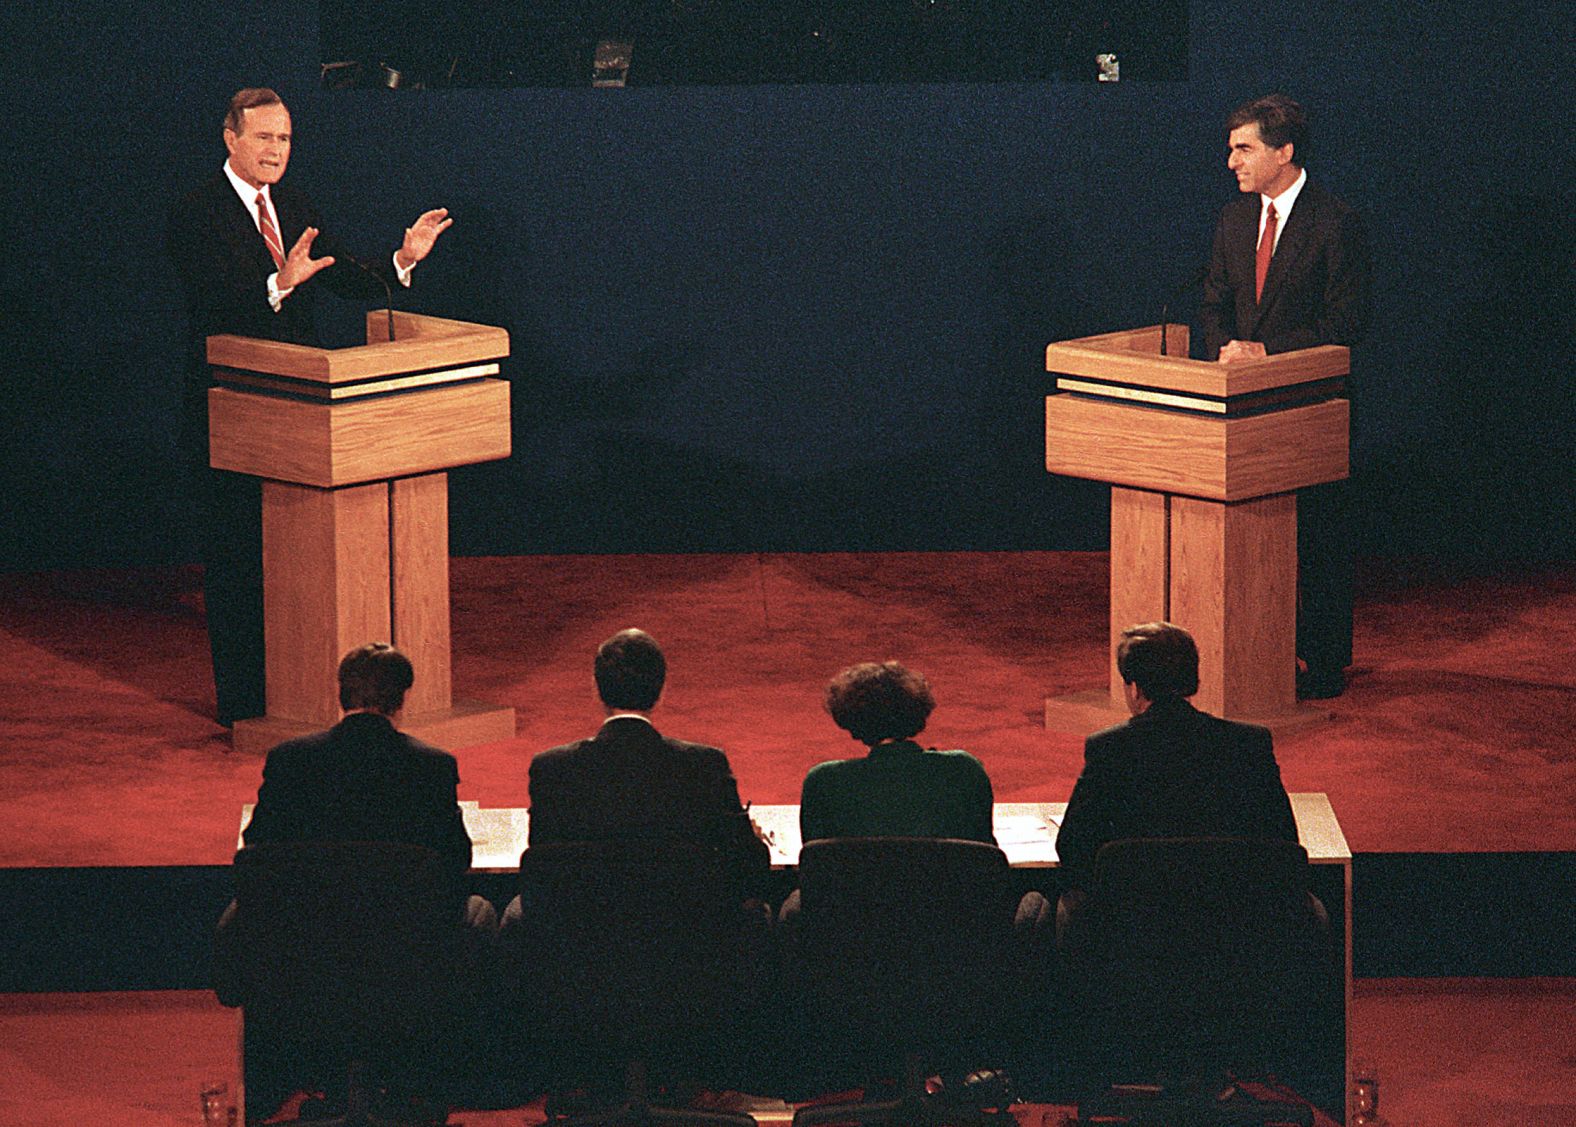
[393,253,414,288]
[267,273,295,311]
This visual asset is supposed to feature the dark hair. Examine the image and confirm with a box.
[1116,622,1199,701]
[1225,93,1309,166]
[338,642,414,714]
[594,628,666,711]
[225,87,285,135]
[824,661,936,746]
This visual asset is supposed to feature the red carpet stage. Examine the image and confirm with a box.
[2,550,1572,866]
[1,550,1572,989]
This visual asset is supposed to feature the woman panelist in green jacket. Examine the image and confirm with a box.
[799,661,997,845]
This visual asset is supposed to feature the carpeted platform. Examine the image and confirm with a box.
[1,551,1572,986]
[2,551,1572,863]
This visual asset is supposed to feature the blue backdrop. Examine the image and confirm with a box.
[1,3,1570,568]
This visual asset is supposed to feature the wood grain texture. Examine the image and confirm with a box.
[392,473,451,715]
[400,701,517,752]
[1109,487,1169,707]
[208,313,508,383]
[209,379,511,487]
[1223,399,1349,500]
[261,481,391,725]
[1045,325,1347,398]
[1169,494,1297,719]
[1045,395,1349,501]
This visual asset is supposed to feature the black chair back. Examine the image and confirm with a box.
[1066,835,1323,1087]
[229,840,464,1106]
[794,837,1018,1074]
[514,838,766,1084]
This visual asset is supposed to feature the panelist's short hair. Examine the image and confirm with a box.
[825,661,936,746]
[1116,622,1200,701]
[225,87,285,134]
[338,642,414,714]
[595,628,666,711]
[1226,93,1310,166]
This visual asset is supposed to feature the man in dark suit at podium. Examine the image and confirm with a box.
[1200,93,1369,699]
[1054,622,1299,935]
[167,87,452,724]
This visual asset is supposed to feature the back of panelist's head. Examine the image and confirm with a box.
[1115,622,1200,702]
[595,628,666,712]
[338,642,414,715]
[825,660,936,746]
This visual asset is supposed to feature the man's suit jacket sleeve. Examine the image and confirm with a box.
[700,746,770,892]
[168,181,285,347]
[964,754,997,844]
[1053,741,1110,886]
[241,745,302,847]
[1200,209,1238,359]
[432,751,473,875]
[1242,727,1300,843]
[525,750,567,846]
[798,762,836,845]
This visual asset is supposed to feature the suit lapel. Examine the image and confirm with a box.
[213,172,278,275]
[1249,182,1317,337]
[270,183,308,251]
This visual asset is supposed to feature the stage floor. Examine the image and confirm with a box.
[1,551,1573,867]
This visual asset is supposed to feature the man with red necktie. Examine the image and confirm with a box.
[1200,94,1369,699]
[168,88,452,725]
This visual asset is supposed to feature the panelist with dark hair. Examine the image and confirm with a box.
[1054,623,1298,906]
[512,628,768,898]
[1200,93,1369,698]
[216,644,496,1000]
[239,644,482,905]
[168,87,453,725]
[799,661,996,845]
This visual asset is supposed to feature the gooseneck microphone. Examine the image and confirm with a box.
[1159,265,1209,356]
[345,252,397,342]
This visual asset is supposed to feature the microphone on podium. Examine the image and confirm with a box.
[345,253,397,342]
[1159,265,1208,356]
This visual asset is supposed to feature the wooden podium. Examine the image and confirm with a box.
[207,312,516,755]
[1043,324,1349,731]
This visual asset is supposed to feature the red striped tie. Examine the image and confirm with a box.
[256,192,286,271]
[1255,202,1277,304]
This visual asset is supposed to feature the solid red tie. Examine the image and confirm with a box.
[256,191,286,271]
[1255,201,1278,304]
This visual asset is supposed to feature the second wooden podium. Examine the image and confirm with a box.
[207,312,516,755]
[1043,324,1349,729]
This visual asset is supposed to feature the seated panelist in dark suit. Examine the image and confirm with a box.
[215,643,497,1001]
[167,87,453,726]
[799,661,996,845]
[1200,93,1370,700]
[503,627,770,936]
[1054,622,1303,938]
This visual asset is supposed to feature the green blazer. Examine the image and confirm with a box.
[799,740,996,845]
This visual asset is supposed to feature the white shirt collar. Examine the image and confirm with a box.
[222,160,271,222]
[1262,166,1307,223]
[602,711,654,726]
